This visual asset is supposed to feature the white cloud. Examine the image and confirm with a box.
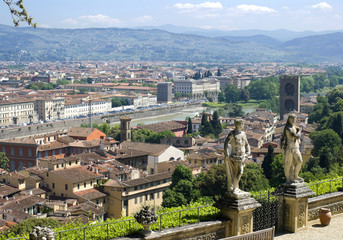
[310,2,332,10]
[62,14,121,28]
[134,15,153,23]
[235,4,277,14]
[174,1,223,12]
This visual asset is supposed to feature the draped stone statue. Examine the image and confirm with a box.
[224,119,250,194]
[281,114,304,184]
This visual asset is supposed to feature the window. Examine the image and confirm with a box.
[150,182,154,187]
[52,183,55,189]
[90,181,93,186]
[56,164,59,168]
[77,184,80,189]
[69,161,71,166]
[145,195,148,201]
[52,150,55,156]
[28,148,32,157]
[65,184,68,190]
[140,185,143,190]
[19,162,23,170]
[84,182,86,188]
[2,146,6,154]
[19,148,23,156]
[150,193,154,200]
[10,147,14,155]
[134,186,138,190]
[163,179,167,183]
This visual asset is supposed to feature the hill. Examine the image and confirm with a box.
[0,25,343,63]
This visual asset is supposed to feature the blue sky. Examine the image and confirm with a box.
[1,0,342,31]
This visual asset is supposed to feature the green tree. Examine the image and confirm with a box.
[310,129,342,158]
[259,96,279,113]
[99,122,110,135]
[217,91,225,103]
[270,154,286,187]
[246,78,279,100]
[193,164,227,200]
[2,0,37,27]
[56,79,71,86]
[170,165,193,189]
[111,98,122,107]
[224,84,240,103]
[239,89,250,102]
[108,124,121,141]
[187,117,193,134]
[240,163,270,192]
[261,145,274,180]
[0,152,9,171]
[323,112,343,139]
[162,165,194,207]
[175,92,181,99]
[210,111,222,136]
[217,68,222,76]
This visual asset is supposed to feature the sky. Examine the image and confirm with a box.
[1,0,343,31]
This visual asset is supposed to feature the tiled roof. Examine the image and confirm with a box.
[52,166,103,183]
[137,121,186,133]
[68,127,97,138]
[0,185,20,198]
[74,188,107,200]
[121,141,171,156]
[106,171,173,188]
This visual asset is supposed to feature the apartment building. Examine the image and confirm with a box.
[35,97,65,121]
[103,171,172,218]
[64,98,112,118]
[0,99,37,127]
[173,78,220,99]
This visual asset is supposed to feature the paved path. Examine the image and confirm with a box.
[275,213,343,240]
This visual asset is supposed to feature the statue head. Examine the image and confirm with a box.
[286,114,297,126]
[234,119,244,131]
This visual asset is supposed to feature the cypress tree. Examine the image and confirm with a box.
[187,118,193,134]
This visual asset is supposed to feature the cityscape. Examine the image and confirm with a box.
[0,1,343,240]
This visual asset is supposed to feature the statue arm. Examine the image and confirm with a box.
[287,126,301,139]
[244,133,251,156]
[224,132,232,157]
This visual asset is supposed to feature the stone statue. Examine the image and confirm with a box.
[281,114,304,184]
[224,119,250,194]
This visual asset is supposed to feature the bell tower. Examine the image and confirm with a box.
[120,117,132,142]
[280,75,300,120]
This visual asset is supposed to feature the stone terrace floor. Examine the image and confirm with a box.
[274,213,343,240]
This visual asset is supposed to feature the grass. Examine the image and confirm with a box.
[202,102,226,108]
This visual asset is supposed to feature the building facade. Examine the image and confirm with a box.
[35,98,65,121]
[157,82,172,103]
[0,99,37,127]
[173,79,220,99]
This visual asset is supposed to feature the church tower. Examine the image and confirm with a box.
[120,117,132,142]
[279,75,300,120]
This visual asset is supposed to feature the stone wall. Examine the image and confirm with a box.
[308,191,343,221]
[133,221,228,240]
[0,103,200,140]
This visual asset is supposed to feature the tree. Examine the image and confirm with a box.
[0,152,9,171]
[217,92,225,103]
[310,129,342,159]
[323,112,343,139]
[262,145,274,180]
[239,89,250,102]
[2,0,37,27]
[175,92,181,99]
[210,111,222,136]
[111,98,122,107]
[187,118,193,134]
[224,84,240,103]
[199,114,214,136]
[246,78,279,100]
[162,165,195,207]
[170,165,193,189]
[270,154,286,187]
[240,163,270,192]
[217,68,222,76]
[194,164,227,200]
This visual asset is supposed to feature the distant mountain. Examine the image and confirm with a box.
[136,24,343,41]
[217,35,281,48]
[280,33,343,62]
[0,24,343,63]
[0,25,286,63]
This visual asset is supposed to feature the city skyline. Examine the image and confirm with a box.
[0,0,343,32]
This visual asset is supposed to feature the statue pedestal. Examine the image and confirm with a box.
[277,182,314,233]
[215,192,261,237]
